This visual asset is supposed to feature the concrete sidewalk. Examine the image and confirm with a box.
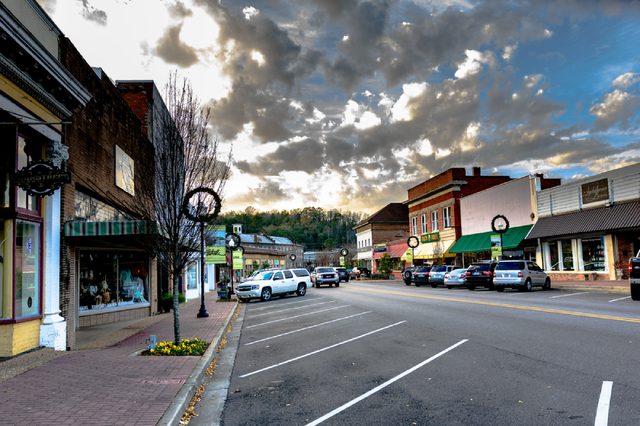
[0,293,237,426]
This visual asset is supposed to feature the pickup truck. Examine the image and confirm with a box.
[631,251,640,301]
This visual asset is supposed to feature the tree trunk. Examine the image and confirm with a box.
[172,272,181,344]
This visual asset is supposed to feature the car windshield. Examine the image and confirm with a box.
[496,262,525,270]
[317,268,334,273]
[335,268,346,272]
[431,266,447,272]
[415,266,431,272]
[254,271,274,280]
[469,264,489,271]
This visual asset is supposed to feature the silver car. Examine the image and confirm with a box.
[493,260,550,292]
[444,268,467,289]
[430,265,462,288]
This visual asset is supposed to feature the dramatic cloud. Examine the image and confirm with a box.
[155,24,199,67]
[590,72,640,130]
[80,0,107,25]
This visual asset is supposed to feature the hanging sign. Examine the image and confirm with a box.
[15,161,70,197]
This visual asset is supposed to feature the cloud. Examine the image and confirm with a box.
[80,0,107,25]
[169,1,192,18]
[590,73,640,130]
[155,24,199,67]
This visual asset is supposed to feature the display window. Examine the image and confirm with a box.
[15,220,41,318]
[582,237,606,271]
[79,251,149,312]
[186,264,198,290]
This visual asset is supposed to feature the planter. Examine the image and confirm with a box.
[217,290,229,299]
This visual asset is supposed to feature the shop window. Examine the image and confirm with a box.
[431,211,439,231]
[186,264,198,289]
[15,220,41,318]
[411,216,417,235]
[582,238,606,271]
[421,214,427,234]
[547,241,560,271]
[79,251,149,312]
[443,207,451,228]
[16,137,39,213]
[561,240,574,271]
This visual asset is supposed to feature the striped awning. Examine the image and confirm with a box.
[64,220,155,237]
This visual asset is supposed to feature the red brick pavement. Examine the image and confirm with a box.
[0,293,236,426]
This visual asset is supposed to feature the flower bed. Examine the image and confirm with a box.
[142,338,208,356]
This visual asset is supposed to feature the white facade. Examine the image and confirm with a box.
[460,176,538,235]
[356,228,373,261]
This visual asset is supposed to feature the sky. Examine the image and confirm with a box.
[37,0,640,214]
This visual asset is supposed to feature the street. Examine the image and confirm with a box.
[219,280,640,425]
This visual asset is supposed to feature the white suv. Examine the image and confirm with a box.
[236,268,309,302]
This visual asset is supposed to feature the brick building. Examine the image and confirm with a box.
[57,38,157,349]
[0,1,89,356]
[354,203,409,272]
[405,167,511,265]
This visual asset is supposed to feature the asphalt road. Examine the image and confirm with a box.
[219,281,640,425]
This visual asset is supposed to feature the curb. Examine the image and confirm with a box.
[157,302,238,426]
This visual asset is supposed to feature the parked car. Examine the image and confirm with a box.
[412,265,432,287]
[334,267,350,282]
[402,267,416,285]
[236,269,308,302]
[351,267,371,279]
[429,265,462,288]
[312,266,340,287]
[630,250,640,300]
[465,261,497,290]
[444,268,467,289]
[493,260,550,292]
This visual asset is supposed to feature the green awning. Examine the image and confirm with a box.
[64,220,156,237]
[448,225,533,254]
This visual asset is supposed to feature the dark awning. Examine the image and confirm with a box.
[526,200,640,239]
[449,225,533,254]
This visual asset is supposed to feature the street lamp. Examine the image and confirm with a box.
[182,187,221,318]
[491,214,510,261]
[407,236,419,267]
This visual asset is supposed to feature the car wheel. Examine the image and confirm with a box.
[404,280,412,286]
[335,281,340,287]
[446,285,452,289]
[430,283,438,288]
[525,279,532,292]
[631,285,640,301]
[296,284,306,296]
[403,270,412,281]
[543,278,551,290]
[496,287,504,292]
[261,287,272,301]
[415,281,421,287]
[467,285,475,291]
[238,297,248,303]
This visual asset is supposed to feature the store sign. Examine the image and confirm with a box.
[581,178,609,204]
[115,145,135,195]
[490,234,502,260]
[15,161,70,196]
[205,246,226,264]
[420,232,440,243]
[373,243,387,252]
[405,248,413,263]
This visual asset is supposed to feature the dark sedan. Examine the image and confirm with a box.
[465,261,497,290]
[334,267,350,282]
[412,266,432,287]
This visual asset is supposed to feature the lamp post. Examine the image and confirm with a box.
[407,236,419,267]
[491,214,510,261]
[182,187,221,318]
[225,232,241,297]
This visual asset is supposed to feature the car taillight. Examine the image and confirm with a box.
[465,271,471,276]
[518,271,523,277]
[445,273,449,278]
[631,261,634,273]
[482,271,490,276]
[493,271,496,278]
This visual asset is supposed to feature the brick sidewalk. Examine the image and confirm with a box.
[0,293,236,426]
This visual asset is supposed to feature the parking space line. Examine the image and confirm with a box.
[245,312,372,346]
[305,339,468,426]
[250,301,334,318]
[239,321,406,378]
[347,287,640,324]
[550,292,590,299]
[594,381,613,426]
[608,296,631,303]
[245,305,351,329]
[249,297,326,312]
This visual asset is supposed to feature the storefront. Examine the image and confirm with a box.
[404,229,457,265]
[64,218,157,328]
[449,225,534,266]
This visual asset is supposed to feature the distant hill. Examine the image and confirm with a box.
[217,206,365,251]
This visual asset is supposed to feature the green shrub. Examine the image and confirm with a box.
[371,273,390,280]
[161,292,186,304]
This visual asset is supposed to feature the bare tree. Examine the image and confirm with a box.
[137,73,231,343]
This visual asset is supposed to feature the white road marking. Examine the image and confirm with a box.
[250,301,334,318]
[305,339,469,426]
[594,381,613,426]
[240,321,406,378]
[249,297,325,311]
[550,292,590,299]
[245,305,351,329]
[608,296,631,303]
[245,312,372,346]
